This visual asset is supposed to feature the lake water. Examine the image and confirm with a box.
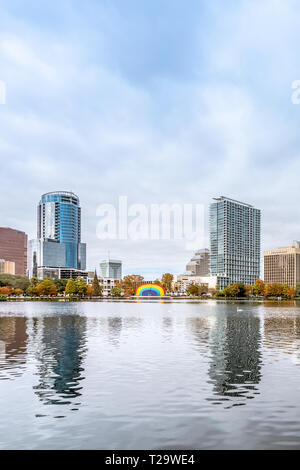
[0,300,300,450]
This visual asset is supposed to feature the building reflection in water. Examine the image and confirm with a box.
[207,309,262,407]
[0,317,28,379]
[32,316,87,406]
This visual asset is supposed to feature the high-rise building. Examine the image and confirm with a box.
[210,196,261,289]
[0,228,27,275]
[264,241,300,288]
[28,191,87,279]
[100,259,122,280]
[186,249,210,276]
[0,259,15,275]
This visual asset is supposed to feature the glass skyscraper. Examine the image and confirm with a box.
[28,191,86,278]
[100,260,122,280]
[210,196,261,289]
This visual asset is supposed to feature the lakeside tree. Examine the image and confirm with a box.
[92,271,103,296]
[122,275,144,297]
[74,277,88,297]
[36,280,57,296]
[253,280,265,296]
[65,279,77,296]
[246,284,253,296]
[86,285,94,298]
[0,286,13,295]
[0,274,30,291]
[187,283,200,296]
[13,289,24,296]
[111,287,122,297]
[286,287,295,299]
[264,283,273,297]
[161,273,174,293]
[53,278,68,294]
[26,285,38,296]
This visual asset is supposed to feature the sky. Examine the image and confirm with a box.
[1,0,300,278]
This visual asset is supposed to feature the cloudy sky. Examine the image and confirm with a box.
[1,0,300,278]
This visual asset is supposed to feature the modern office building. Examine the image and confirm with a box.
[0,228,27,275]
[264,241,300,288]
[186,249,210,276]
[210,196,261,289]
[100,259,122,280]
[0,259,15,275]
[28,191,87,279]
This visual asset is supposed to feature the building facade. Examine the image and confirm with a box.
[264,241,300,288]
[0,259,15,275]
[174,274,218,295]
[186,249,210,276]
[0,228,27,275]
[210,196,261,289]
[28,192,87,279]
[88,272,120,296]
[100,260,122,280]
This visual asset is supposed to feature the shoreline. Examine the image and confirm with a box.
[1,297,299,303]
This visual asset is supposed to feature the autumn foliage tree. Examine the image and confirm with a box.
[253,280,265,296]
[36,280,57,296]
[0,286,12,295]
[122,275,144,297]
[161,273,174,293]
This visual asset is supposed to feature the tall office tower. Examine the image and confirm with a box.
[100,259,122,280]
[28,192,87,279]
[264,241,300,288]
[210,196,261,289]
[186,249,210,276]
[0,228,28,275]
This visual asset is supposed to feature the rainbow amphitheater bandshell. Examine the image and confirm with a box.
[135,283,166,297]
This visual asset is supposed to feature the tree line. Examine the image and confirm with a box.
[215,280,297,299]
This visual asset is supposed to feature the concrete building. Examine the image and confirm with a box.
[210,196,261,289]
[174,274,218,295]
[28,191,87,279]
[88,272,120,296]
[100,259,122,280]
[264,241,300,288]
[186,249,210,276]
[0,259,15,275]
[0,228,27,275]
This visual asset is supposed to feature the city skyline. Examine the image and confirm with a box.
[1,1,300,277]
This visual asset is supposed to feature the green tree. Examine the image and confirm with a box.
[111,287,122,297]
[236,283,246,297]
[74,277,88,297]
[296,283,300,297]
[92,271,103,296]
[65,279,76,295]
[253,280,265,296]
[53,278,68,294]
[187,283,200,296]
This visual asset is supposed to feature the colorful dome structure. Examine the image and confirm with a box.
[135,283,165,297]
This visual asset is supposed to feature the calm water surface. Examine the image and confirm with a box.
[0,300,300,450]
